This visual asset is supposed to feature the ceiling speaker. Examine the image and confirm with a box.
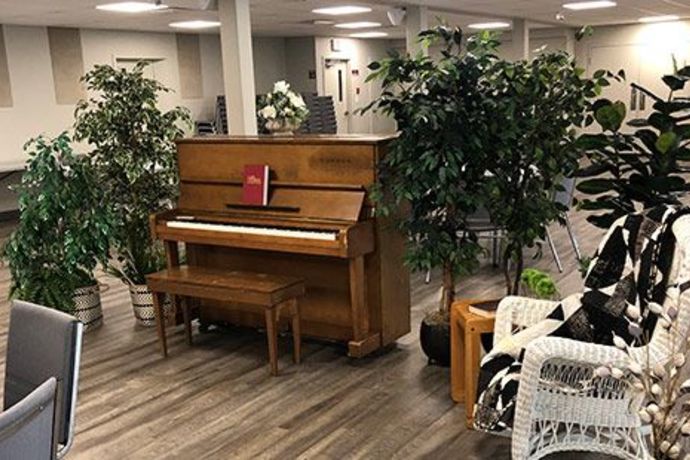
[387,8,406,26]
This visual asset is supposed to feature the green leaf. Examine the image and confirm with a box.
[594,101,626,132]
[577,178,617,194]
[663,74,687,91]
[656,132,678,153]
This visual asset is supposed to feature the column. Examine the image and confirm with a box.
[218,0,257,135]
[565,28,577,57]
[406,6,429,56]
[512,18,530,61]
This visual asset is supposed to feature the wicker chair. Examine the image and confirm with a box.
[493,215,690,460]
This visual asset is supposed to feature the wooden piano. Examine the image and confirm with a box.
[150,135,410,358]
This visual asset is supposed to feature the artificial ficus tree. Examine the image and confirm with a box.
[577,66,690,230]
[483,49,604,295]
[3,133,113,312]
[362,27,498,320]
[74,62,191,285]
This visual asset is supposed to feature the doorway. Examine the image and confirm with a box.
[323,58,350,134]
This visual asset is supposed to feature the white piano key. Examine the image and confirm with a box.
[166,221,338,242]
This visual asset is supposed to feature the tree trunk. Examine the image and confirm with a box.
[440,263,456,317]
[502,246,512,295]
[511,247,524,296]
[502,244,524,296]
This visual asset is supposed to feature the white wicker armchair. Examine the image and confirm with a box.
[497,218,690,460]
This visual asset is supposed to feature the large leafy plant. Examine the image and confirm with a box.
[483,50,602,294]
[577,67,690,229]
[3,133,112,313]
[362,27,498,319]
[74,62,190,285]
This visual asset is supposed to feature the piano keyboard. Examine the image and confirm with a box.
[166,220,338,241]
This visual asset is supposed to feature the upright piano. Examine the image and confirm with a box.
[150,135,410,358]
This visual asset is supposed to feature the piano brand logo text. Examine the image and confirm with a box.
[246,175,263,185]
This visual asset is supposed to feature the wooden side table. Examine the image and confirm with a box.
[450,299,496,429]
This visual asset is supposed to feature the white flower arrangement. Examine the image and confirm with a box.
[257,81,309,132]
[596,297,690,459]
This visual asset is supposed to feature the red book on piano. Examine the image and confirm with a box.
[242,164,270,206]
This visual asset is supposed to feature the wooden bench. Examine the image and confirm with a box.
[146,265,305,376]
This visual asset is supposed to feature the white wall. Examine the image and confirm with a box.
[253,37,286,94]
[314,36,397,134]
[285,37,317,94]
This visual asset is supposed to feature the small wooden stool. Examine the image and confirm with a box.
[146,266,305,376]
[450,299,496,428]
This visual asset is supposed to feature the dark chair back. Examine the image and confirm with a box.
[0,377,56,459]
[5,301,83,458]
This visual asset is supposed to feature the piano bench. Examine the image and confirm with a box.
[145,265,305,376]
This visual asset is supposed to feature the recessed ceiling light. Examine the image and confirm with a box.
[313,19,336,25]
[639,15,680,23]
[96,2,167,13]
[335,21,381,29]
[312,6,372,16]
[169,20,221,29]
[468,22,511,30]
[349,31,389,38]
[562,1,617,11]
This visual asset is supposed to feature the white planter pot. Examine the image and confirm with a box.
[129,284,172,327]
[265,119,300,136]
[72,285,104,332]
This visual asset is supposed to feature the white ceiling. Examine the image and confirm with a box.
[1,0,690,37]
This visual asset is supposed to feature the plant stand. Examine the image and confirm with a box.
[450,299,496,429]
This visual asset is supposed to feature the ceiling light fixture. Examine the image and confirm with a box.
[349,31,389,38]
[313,19,336,25]
[169,20,221,29]
[335,21,382,29]
[468,22,511,30]
[312,6,372,16]
[639,15,680,23]
[96,1,167,13]
[562,1,617,11]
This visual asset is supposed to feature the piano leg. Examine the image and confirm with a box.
[347,256,381,358]
[290,299,301,365]
[181,296,193,346]
[152,291,168,358]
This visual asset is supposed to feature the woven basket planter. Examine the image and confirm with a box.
[129,284,172,327]
[72,285,104,332]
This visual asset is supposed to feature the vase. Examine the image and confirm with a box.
[420,317,451,366]
[129,284,172,327]
[265,119,300,136]
[72,285,104,332]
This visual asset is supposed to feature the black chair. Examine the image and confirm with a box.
[0,377,56,459]
[5,300,83,459]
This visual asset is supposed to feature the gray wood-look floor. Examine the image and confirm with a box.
[0,211,610,460]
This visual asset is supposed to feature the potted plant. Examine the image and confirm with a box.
[577,66,690,229]
[74,62,190,326]
[3,133,112,331]
[483,48,603,295]
[520,268,559,300]
[362,27,497,365]
[257,80,310,135]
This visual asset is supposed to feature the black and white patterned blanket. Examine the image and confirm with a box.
[474,206,690,432]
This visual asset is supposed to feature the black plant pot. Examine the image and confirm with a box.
[420,318,451,367]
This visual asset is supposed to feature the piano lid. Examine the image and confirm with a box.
[178,183,366,223]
